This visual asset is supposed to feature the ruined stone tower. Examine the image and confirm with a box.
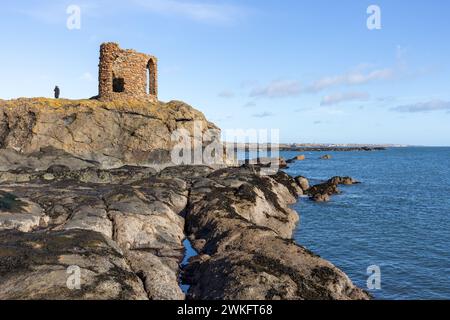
[98,42,158,101]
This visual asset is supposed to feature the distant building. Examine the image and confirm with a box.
[98,42,158,101]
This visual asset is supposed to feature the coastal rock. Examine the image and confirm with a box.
[295,176,310,192]
[311,193,331,202]
[0,145,369,300]
[0,158,190,300]
[328,176,359,185]
[307,176,359,202]
[183,165,370,300]
[0,98,220,168]
[249,157,288,170]
[307,181,340,201]
[287,155,306,163]
[191,165,300,239]
[0,229,148,300]
[0,94,369,301]
[0,148,96,174]
[271,171,304,198]
[183,234,368,300]
[279,157,288,168]
[0,192,48,232]
[125,250,185,300]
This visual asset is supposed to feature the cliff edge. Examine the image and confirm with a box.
[0,98,219,168]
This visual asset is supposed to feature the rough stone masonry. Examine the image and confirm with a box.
[98,42,158,101]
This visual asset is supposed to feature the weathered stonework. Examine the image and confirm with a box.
[98,42,158,101]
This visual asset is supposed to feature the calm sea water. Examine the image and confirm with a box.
[280,147,450,300]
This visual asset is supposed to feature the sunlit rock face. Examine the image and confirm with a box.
[0,98,220,169]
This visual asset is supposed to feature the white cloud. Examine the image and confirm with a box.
[321,92,370,106]
[250,80,302,98]
[391,100,450,113]
[249,47,411,99]
[249,67,395,99]
[307,68,394,93]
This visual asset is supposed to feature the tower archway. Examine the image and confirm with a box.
[147,58,157,97]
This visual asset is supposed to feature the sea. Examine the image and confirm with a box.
[280,147,450,300]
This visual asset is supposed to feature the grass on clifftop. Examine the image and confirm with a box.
[0,97,214,127]
[0,97,161,110]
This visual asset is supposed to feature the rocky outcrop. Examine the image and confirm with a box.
[0,148,369,300]
[0,156,187,300]
[181,165,369,300]
[287,155,306,163]
[306,176,359,202]
[0,229,148,300]
[328,176,360,185]
[247,157,288,169]
[295,176,310,193]
[0,98,220,168]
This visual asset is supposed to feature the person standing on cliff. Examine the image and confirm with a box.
[54,86,60,99]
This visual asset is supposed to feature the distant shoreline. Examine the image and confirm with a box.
[225,143,402,152]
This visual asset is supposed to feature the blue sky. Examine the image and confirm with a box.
[1,0,450,146]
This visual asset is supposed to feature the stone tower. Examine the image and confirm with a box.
[98,42,158,101]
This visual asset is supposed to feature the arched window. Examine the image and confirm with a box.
[147,59,157,96]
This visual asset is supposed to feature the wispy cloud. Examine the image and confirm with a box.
[391,100,450,113]
[218,90,234,98]
[132,0,247,24]
[249,47,411,100]
[307,68,394,93]
[252,112,273,118]
[321,92,370,106]
[249,67,395,99]
[250,80,302,98]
